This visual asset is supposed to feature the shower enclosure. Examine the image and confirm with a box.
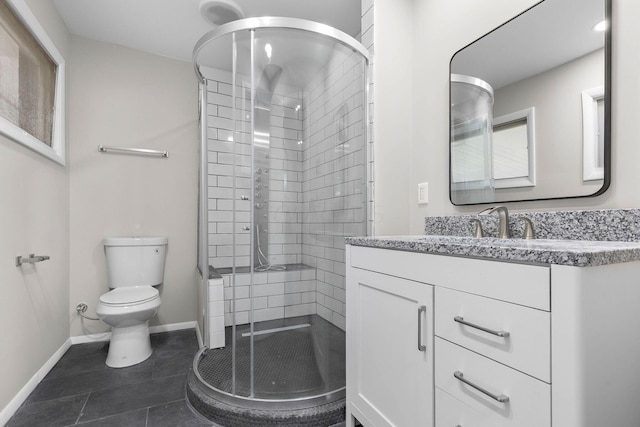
[450,74,496,205]
[189,18,370,426]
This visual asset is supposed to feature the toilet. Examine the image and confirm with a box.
[96,236,167,368]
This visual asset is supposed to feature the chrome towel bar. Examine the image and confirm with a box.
[16,254,50,267]
[98,145,168,158]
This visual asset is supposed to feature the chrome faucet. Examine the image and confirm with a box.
[478,206,510,239]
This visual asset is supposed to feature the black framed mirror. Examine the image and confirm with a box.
[449,0,611,205]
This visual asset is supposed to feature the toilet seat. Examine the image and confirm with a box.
[99,286,159,307]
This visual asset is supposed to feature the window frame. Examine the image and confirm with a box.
[0,0,65,165]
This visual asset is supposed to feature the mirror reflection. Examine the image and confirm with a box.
[450,0,610,205]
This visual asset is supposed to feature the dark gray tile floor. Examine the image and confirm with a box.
[197,315,344,400]
[7,329,348,427]
[6,329,218,427]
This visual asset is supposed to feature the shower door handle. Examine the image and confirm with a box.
[418,305,427,352]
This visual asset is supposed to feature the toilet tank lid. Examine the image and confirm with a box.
[103,236,167,247]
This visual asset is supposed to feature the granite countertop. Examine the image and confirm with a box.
[345,235,640,267]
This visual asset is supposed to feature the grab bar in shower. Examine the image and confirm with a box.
[98,145,169,158]
[16,254,50,267]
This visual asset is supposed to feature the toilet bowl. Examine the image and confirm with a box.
[96,286,161,367]
[97,236,167,368]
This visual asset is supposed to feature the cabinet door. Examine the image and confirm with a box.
[346,266,434,427]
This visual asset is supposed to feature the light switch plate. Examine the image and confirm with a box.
[418,182,429,205]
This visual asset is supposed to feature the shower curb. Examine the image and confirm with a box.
[186,369,345,426]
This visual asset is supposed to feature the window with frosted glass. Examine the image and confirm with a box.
[0,0,56,147]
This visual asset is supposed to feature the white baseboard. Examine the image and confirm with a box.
[0,338,72,426]
[70,331,111,345]
[1,321,200,424]
[70,321,199,344]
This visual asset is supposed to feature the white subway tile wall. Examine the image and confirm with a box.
[205,36,370,331]
[301,50,367,330]
[207,75,304,271]
[220,268,317,326]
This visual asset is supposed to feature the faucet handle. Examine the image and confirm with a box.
[470,219,484,238]
[478,205,510,239]
[521,217,536,239]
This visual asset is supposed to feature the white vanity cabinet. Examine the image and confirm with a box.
[346,244,640,427]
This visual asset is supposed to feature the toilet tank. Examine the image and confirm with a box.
[103,237,168,288]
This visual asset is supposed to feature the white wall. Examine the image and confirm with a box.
[68,36,200,336]
[372,0,413,235]
[373,0,640,234]
[0,0,70,413]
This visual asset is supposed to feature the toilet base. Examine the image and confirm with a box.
[106,321,153,368]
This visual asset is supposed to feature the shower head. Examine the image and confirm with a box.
[199,0,245,26]
[255,64,283,108]
[259,64,283,91]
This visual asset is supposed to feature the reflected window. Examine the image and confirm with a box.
[582,86,605,181]
[492,107,536,188]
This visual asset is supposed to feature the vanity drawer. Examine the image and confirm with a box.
[349,246,550,310]
[435,388,494,427]
[435,338,551,427]
[435,287,550,382]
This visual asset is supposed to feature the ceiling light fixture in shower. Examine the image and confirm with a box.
[592,19,607,32]
[199,0,245,26]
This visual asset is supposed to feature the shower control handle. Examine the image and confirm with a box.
[240,195,249,201]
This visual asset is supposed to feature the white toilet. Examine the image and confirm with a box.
[96,236,167,368]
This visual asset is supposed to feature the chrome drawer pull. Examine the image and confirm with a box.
[418,305,427,351]
[454,371,510,403]
[454,316,510,338]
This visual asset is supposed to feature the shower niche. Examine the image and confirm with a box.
[190,18,371,426]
